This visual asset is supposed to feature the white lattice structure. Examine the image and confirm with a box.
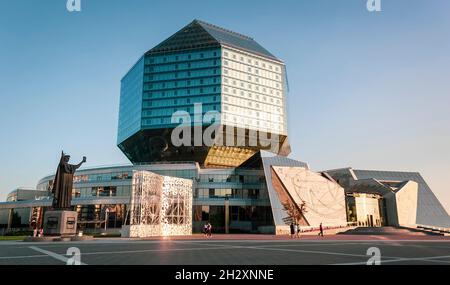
[121,171,193,237]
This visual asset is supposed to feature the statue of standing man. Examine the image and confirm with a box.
[52,151,86,210]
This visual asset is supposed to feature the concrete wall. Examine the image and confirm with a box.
[395,181,419,227]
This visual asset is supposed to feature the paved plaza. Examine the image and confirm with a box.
[1,234,450,265]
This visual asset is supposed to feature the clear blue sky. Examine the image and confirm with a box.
[0,0,449,211]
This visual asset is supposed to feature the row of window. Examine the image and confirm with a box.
[144,71,220,90]
[223,95,282,114]
[193,205,273,223]
[144,87,220,101]
[72,186,130,198]
[223,50,281,73]
[143,97,219,109]
[221,114,284,133]
[223,88,282,106]
[146,50,219,65]
[145,59,220,74]
[144,77,221,92]
[73,172,133,183]
[194,188,266,200]
[223,77,282,98]
[223,68,281,90]
[223,59,281,81]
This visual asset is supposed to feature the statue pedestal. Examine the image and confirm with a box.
[43,210,78,236]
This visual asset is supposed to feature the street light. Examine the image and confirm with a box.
[224,194,230,234]
[104,208,110,231]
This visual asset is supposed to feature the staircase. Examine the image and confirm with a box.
[339,226,444,236]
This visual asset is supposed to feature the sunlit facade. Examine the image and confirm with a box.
[117,20,290,168]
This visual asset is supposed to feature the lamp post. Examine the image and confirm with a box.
[224,195,230,234]
[104,208,110,231]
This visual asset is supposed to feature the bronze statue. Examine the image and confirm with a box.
[51,151,86,210]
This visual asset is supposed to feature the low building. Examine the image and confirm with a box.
[1,153,448,234]
[325,168,450,228]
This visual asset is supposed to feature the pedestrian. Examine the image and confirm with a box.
[293,223,298,238]
[318,223,324,237]
[33,227,38,238]
[296,223,301,238]
[207,222,212,238]
[290,222,295,238]
[203,223,208,238]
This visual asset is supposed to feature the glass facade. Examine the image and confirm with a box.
[116,20,290,166]
[142,48,222,128]
[117,56,144,144]
[221,47,286,136]
[34,164,273,233]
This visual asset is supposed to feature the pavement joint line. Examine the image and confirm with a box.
[29,246,87,265]
[0,254,48,260]
[333,254,450,265]
[65,246,238,256]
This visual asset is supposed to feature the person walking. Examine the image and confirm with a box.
[293,223,298,239]
[318,222,324,237]
[296,223,301,238]
[203,223,208,238]
[289,222,295,238]
[207,222,212,238]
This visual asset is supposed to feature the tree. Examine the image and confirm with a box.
[282,199,307,225]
